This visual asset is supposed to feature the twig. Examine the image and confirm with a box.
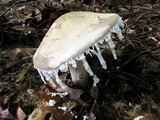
[0,1,23,16]
[120,46,160,69]
[0,29,3,44]
[0,0,37,17]
[112,70,160,97]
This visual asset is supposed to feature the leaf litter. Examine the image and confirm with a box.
[0,0,160,120]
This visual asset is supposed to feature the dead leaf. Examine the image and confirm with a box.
[0,97,5,109]
[0,108,16,120]
[0,102,26,120]
[28,108,47,120]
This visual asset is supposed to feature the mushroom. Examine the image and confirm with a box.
[33,11,124,93]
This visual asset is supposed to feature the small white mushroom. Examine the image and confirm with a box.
[33,11,124,92]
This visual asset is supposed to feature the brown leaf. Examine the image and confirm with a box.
[28,108,47,120]
[16,107,26,120]
[9,102,26,120]
[0,108,16,120]
[0,97,5,109]
[0,102,26,120]
[40,106,73,120]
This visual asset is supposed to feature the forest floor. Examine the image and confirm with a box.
[0,0,160,120]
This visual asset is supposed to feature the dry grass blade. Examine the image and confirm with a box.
[15,63,32,83]
[5,61,18,69]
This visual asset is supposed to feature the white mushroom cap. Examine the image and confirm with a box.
[33,11,124,88]
[33,12,124,70]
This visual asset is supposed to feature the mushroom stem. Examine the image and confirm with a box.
[79,54,100,87]
[68,65,79,84]
[68,61,88,87]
